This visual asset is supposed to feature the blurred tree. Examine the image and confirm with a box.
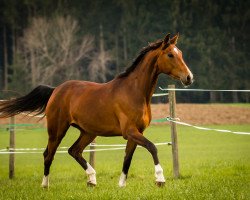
[88,24,113,82]
[17,16,93,86]
[0,0,249,102]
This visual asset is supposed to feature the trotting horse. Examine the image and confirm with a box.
[0,33,193,187]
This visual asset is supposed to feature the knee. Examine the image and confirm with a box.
[68,147,81,159]
[68,147,76,157]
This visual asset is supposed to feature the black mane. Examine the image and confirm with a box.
[117,39,163,78]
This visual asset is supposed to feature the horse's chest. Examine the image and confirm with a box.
[136,106,151,132]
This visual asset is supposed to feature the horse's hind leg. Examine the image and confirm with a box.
[41,122,69,188]
[68,132,96,186]
[119,140,137,187]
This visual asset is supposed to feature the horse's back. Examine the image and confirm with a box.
[46,80,121,135]
[46,80,102,110]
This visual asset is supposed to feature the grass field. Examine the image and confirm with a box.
[225,103,250,108]
[0,124,250,200]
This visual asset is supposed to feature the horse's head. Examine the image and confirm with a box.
[157,33,193,86]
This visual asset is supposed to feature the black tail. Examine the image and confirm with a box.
[0,85,55,118]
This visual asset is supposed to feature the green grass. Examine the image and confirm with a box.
[0,124,250,200]
[214,103,250,108]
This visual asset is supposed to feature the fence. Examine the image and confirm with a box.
[1,86,249,179]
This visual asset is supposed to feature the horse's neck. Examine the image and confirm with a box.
[123,50,160,103]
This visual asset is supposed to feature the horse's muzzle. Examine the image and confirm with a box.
[181,74,194,86]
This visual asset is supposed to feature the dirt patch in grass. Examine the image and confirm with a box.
[151,103,250,125]
[0,114,46,127]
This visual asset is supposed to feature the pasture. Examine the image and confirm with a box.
[0,123,249,199]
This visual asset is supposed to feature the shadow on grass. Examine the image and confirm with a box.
[166,174,192,181]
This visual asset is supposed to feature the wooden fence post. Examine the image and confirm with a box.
[168,84,180,178]
[89,139,96,168]
[9,115,15,179]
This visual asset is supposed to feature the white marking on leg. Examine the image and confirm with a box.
[86,162,97,185]
[41,175,49,188]
[155,164,165,183]
[118,172,127,187]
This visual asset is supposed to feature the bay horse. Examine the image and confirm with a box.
[0,33,193,187]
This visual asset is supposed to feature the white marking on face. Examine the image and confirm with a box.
[188,69,193,80]
[173,47,179,55]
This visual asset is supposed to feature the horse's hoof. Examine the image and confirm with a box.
[155,181,165,187]
[87,182,96,187]
[41,185,49,189]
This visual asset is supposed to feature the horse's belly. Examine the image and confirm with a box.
[72,107,122,136]
[79,120,122,136]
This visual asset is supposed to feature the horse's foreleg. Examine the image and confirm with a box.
[68,132,96,186]
[119,140,137,187]
[126,127,165,186]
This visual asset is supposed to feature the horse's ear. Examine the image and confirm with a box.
[170,33,179,45]
[163,33,170,44]
[162,33,170,50]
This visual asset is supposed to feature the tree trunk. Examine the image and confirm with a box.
[99,24,106,82]
[12,26,16,80]
[123,27,128,61]
[245,93,249,103]
[219,92,224,103]
[99,24,104,61]
[232,92,239,103]
[210,91,217,103]
[230,36,239,103]
[115,32,119,74]
[30,48,36,87]
[3,25,8,90]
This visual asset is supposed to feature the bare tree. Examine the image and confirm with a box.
[19,16,93,86]
[88,24,112,82]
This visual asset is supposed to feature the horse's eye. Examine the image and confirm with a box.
[168,53,174,58]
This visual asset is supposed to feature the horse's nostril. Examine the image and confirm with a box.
[187,75,191,82]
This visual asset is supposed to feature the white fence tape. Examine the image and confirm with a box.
[0,142,171,154]
[152,93,168,97]
[0,147,126,154]
[159,87,250,92]
[167,118,250,135]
